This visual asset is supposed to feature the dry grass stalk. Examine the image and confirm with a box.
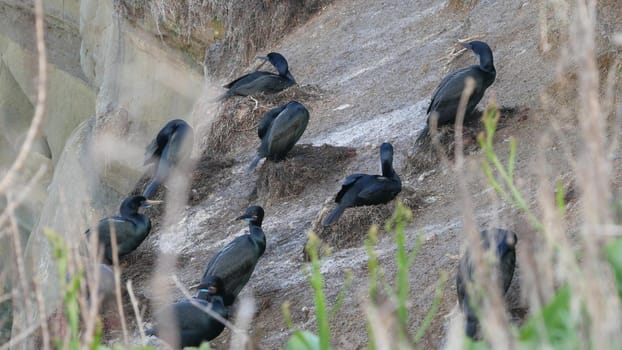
[0,0,48,345]
[126,280,146,343]
[571,1,622,346]
[109,226,129,344]
[149,159,197,348]
[0,0,47,195]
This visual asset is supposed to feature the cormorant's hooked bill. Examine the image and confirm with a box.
[322,143,402,226]
[85,195,162,264]
[418,41,496,140]
[248,101,310,171]
[200,206,266,306]
[143,119,194,199]
[219,52,296,100]
[456,228,517,339]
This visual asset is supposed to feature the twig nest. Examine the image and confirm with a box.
[303,186,430,261]
[405,106,528,176]
[312,202,395,250]
[255,144,356,205]
[207,84,325,155]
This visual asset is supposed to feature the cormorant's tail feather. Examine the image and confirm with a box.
[415,124,430,145]
[143,180,161,199]
[247,155,263,172]
[322,206,346,226]
[210,91,230,103]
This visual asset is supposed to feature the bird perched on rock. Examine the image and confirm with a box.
[418,41,496,141]
[456,228,517,339]
[85,195,161,264]
[143,119,194,199]
[220,52,296,99]
[323,143,402,226]
[201,206,266,306]
[248,101,309,170]
[146,275,228,348]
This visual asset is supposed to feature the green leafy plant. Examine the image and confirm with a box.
[518,286,577,349]
[284,232,352,350]
[44,229,156,350]
[45,229,84,350]
[366,202,446,349]
[477,103,543,231]
[606,238,622,300]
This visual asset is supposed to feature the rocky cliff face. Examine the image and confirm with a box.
[2,0,330,347]
[3,0,621,348]
[4,0,204,345]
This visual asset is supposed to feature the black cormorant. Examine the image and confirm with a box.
[201,206,266,306]
[323,143,402,226]
[143,119,194,199]
[85,195,161,264]
[456,228,517,339]
[248,101,309,170]
[146,275,228,348]
[221,52,296,99]
[419,41,496,139]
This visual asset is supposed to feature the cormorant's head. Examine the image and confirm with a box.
[257,52,295,83]
[236,205,265,226]
[119,195,162,216]
[168,119,189,132]
[379,142,394,164]
[462,41,491,57]
[286,101,304,110]
[156,119,186,141]
[266,52,289,74]
[462,41,494,72]
[480,228,517,258]
[198,275,225,299]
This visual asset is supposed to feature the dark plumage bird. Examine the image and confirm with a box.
[85,195,160,264]
[418,41,496,140]
[220,52,296,99]
[146,276,228,349]
[322,143,402,226]
[248,101,309,170]
[143,119,194,199]
[456,228,517,339]
[201,206,266,306]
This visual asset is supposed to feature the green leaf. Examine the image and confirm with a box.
[286,330,321,350]
[606,238,622,299]
[518,286,577,350]
[555,180,566,216]
[465,337,489,350]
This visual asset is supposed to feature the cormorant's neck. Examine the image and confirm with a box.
[283,71,296,83]
[249,222,264,236]
[120,208,139,218]
[478,54,495,74]
[124,211,148,226]
[248,223,266,252]
[381,159,395,178]
[196,289,211,300]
